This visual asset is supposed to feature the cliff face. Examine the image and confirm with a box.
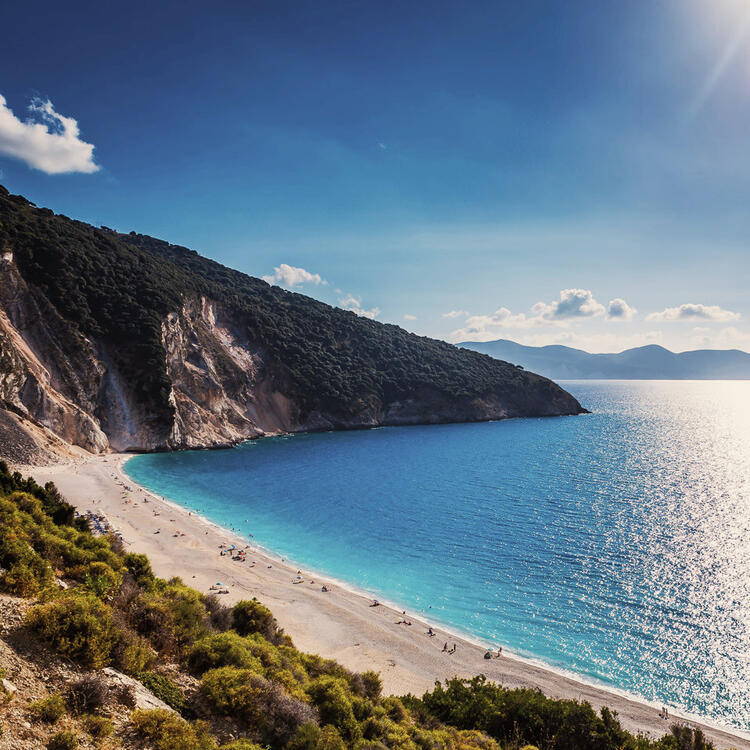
[0,258,299,455]
[0,187,586,461]
[0,255,109,457]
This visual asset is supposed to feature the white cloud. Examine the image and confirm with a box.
[449,307,542,342]
[262,263,325,287]
[691,326,750,350]
[338,295,380,320]
[449,288,609,342]
[533,288,605,321]
[690,327,712,347]
[0,94,99,174]
[607,297,637,321]
[646,303,740,322]
[716,327,750,349]
[442,310,468,319]
[403,314,417,321]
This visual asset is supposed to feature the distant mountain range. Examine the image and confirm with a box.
[458,339,750,380]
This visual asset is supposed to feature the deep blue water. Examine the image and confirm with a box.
[125,381,750,730]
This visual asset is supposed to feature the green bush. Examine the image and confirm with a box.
[131,708,216,750]
[663,726,714,750]
[124,552,154,586]
[317,725,347,750]
[218,741,265,750]
[201,666,317,745]
[114,629,156,673]
[202,593,232,631]
[135,671,186,712]
[232,598,279,640]
[360,670,383,701]
[186,631,263,675]
[0,559,52,597]
[414,676,649,750]
[158,579,212,652]
[29,693,66,722]
[25,593,119,668]
[305,676,360,743]
[286,722,322,749]
[125,591,177,654]
[84,561,122,598]
[0,515,54,596]
[47,731,78,750]
[80,714,114,739]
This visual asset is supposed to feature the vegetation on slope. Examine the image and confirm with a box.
[0,462,718,749]
[0,185,580,428]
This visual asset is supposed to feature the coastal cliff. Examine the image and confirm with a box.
[0,185,585,461]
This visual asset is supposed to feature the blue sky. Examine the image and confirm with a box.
[1,0,749,352]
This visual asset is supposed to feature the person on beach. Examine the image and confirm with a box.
[442,642,448,652]
[427,627,435,636]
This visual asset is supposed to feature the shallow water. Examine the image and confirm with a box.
[125,381,750,730]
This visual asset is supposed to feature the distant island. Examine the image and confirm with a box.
[459,339,750,380]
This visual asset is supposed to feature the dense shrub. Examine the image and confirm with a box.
[150,579,212,653]
[124,591,177,654]
[124,553,154,586]
[306,676,360,743]
[286,722,323,749]
[232,599,280,641]
[201,666,317,745]
[203,593,232,631]
[84,560,122,598]
[218,740,265,750]
[47,730,78,750]
[25,593,119,668]
[135,671,186,712]
[186,631,263,675]
[665,725,713,750]
[0,499,54,596]
[359,670,383,701]
[317,725,347,750]
[0,558,52,596]
[0,481,121,598]
[113,628,156,673]
[409,676,707,750]
[130,708,216,750]
[29,694,66,723]
[80,714,114,739]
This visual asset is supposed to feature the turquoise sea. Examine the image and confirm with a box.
[125,381,750,731]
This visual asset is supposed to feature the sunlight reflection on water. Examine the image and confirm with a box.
[126,381,750,729]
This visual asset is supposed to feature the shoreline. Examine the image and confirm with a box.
[15,453,750,750]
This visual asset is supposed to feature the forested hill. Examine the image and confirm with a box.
[0,185,584,458]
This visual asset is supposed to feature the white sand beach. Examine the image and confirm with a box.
[17,454,750,750]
